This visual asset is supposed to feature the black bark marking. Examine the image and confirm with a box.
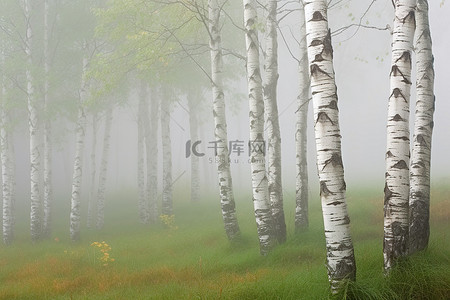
[322,29,333,58]
[322,153,343,170]
[312,54,324,62]
[310,64,332,78]
[392,160,408,169]
[393,136,409,141]
[310,39,322,47]
[334,259,356,281]
[316,112,334,125]
[386,151,394,158]
[415,134,430,149]
[391,114,404,122]
[320,181,334,197]
[311,11,326,22]
[320,100,338,110]
[401,10,416,27]
[390,65,412,84]
[341,181,346,191]
[328,201,343,206]
[389,88,407,102]
[395,51,412,65]
[384,183,393,205]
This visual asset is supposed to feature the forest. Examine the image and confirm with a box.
[0,0,449,299]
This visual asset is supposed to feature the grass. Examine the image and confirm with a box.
[0,185,449,299]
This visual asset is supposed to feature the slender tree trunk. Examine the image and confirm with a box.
[148,88,159,223]
[96,106,113,229]
[243,0,276,255]
[69,56,89,242]
[303,0,356,290]
[264,0,286,244]
[160,96,173,216]
[24,0,42,242]
[384,0,416,271]
[87,113,97,228]
[42,0,53,239]
[187,93,200,203]
[295,2,310,232]
[409,0,434,255]
[1,49,13,245]
[208,0,240,241]
[137,84,149,224]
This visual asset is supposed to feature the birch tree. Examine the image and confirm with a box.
[87,114,98,228]
[263,0,286,244]
[384,0,416,271]
[70,55,89,242]
[243,0,276,255]
[303,0,356,289]
[295,1,310,232]
[187,93,200,203]
[409,0,435,255]
[208,0,240,241]
[148,87,159,224]
[137,84,149,224]
[160,95,173,216]
[96,106,113,229]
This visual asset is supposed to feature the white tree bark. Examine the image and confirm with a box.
[42,0,53,238]
[148,88,159,223]
[409,0,434,255]
[303,0,356,289]
[295,2,310,232]
[208,0,240,241]
[96,106,113,229]
[384,0,416,271]
[69,56,89,242]
[1,49,13,245]
[243,0,276,255]
[263,0,286,244]
[87,113,97,228]
[24,0,42,242]
[138,84,149,224]
[160,96,173,216]
[187,93,200,203]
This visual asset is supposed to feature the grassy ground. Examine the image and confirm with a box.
[0,185,449,299]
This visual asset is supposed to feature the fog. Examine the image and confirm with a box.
[8,0,450,207]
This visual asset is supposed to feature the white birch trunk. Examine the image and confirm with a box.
[138,84,149,224]
[24,0,42,242]
[295,2,310,232]
[263,0,286,244]
[384,0,416,271]
[208,0,240,241]
[69,56,89,242]
[187,93,200,203]
[243,0,276,255]
[160,96,173,216]
[87,113,97,228]
[1,49,13,244]
[409,0,434,255]
[42,0,53,238]
[96,106,113,229]
[148,88,159,223]
[303,0,356,289]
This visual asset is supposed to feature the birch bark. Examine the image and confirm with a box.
[409,0,434,255]
[263,0,286,244]
[303,0,356,289]
[188,93,200,203]
[243,0,276,255]
[96,106,113,229]
[295,2,310,232]
[160,96,173,216]
[69,56,89,242]
[24,0,42,242]
[384,0,416,271]
[148,89,159,223]
[138,84,148,224]
[208,0,240,241]
[87,114,97,228]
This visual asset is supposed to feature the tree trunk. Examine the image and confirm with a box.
[1,49,13,245]
[96,106,113,229]
[137,84,149,224]
[24,0,42,242]
[187,93,200,203]
[148,87,159,223]
[69,56,89,242]
[409,0,435,255]
[160,95,173,216]
[42,0,53,239]
[87,113,97,228]
[303,0,356,290]
[295,2,310,232]
[263,0,286,244]
[208,0,240,241]
[384,0,416,271]
[243,0,276,255]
